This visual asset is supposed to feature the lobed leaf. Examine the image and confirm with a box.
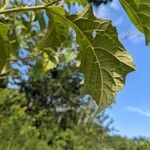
[68,6,135,110]
[42,5,135,110]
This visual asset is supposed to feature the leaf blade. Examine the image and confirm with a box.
[44,5,135,110]
[120,0,150,45]
[0,23,11,74]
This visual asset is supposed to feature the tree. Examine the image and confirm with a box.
[0,0,136,112]
[1,1,150,149]
[0,88,150,149]
[0,65,113,149]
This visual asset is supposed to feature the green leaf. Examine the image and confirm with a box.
[64,48,77,64]
[0,23,11,75]
[38,6,70,50]
[42,48,59,72]
[65,0,87,6]
[35,11,46,31]
[45,5,135,110]
[120,0,150,45]
[0,0,10,11]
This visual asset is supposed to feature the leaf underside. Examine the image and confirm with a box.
[43,5,135,110]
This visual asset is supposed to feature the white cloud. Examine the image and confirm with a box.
[126,106,150,118]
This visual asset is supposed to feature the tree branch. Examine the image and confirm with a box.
[0,0,60,15]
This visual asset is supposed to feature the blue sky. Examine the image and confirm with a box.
[94,0,150,138]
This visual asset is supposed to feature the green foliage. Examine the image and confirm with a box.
[39,5,135,110]
[0,23,11,74]
[0,89,150,149]
[108,135,150,150]
[69,6,135,110]
[120,0,150,45]
[0,1,150,149]
[0,87,109,150]
[87,0,113,6]
[0,0,136,111]
[0,49,113,149]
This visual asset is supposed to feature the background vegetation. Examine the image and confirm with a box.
[0,0,150,149]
